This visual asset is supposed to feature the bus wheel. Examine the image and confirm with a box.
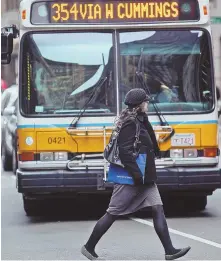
[187,196,207,212]
[163,195,207,213]
[23,196,41,217]
[12,146,18,175]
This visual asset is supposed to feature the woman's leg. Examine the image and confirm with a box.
[152,205,188,256]
[84,212,118,257]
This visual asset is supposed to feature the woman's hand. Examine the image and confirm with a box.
[154,149,161,159]
[132,172,144,186]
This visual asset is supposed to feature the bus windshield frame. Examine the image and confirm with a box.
[19,28,215,118]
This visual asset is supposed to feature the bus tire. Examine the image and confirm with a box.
[163,195,207,213]
[12,146,18,175]
[2,143,12,171]
[23,196,41,217]
[189,196,207,211]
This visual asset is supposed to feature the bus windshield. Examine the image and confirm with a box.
[21,32,116,115]
[21,29,214,116]
[119,29,214,113]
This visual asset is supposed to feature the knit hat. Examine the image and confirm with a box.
[124,88,150,107]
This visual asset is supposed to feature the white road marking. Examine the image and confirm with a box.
[131,217,221,249]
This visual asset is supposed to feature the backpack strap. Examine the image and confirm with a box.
[114,116,140,149]
[133,118,141,151]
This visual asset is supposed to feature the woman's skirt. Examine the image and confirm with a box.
[107,183,162,216]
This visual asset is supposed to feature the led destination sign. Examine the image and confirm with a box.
[31,0,200,24]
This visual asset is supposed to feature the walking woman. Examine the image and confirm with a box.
[81,88,191,260]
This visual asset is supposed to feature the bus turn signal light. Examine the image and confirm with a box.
[204,148,217,157]
[22,10,26,20]
[19,152,35,161]
[203,6,208,15]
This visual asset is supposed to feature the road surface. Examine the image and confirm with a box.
[1,170,221,260]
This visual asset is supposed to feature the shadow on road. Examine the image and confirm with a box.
[27,194,214,223]
[28,194,113,223]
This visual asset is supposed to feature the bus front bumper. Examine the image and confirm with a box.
[16,165,221,194]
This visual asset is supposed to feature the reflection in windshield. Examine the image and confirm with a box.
[21,32,116,115]
[21,30,213,116]
[119,30,213,112]
[70,65,104,96]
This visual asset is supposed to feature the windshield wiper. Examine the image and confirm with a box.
[63,54,107,111]
[135,49,175,141]
[61,72,98,110]
[68,77,107,128]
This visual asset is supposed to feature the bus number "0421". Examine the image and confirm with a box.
[48,137,66,144]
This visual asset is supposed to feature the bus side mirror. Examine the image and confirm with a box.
[1,33,13,64]
[218,110,221,118]
[1,25,19,65]
[1,53,12,64]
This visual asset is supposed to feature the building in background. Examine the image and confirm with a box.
[1,0,20,87]
[210,0,221,91]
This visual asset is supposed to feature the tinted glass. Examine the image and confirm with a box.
[119,30,213,113]
[21,32,116,116]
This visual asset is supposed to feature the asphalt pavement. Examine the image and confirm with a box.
[1,170,221,260]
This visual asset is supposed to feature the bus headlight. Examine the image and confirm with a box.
[54,152,68,161]
[170,149,183,158]
[40,152,54,161]
[184,149,197,158]
[39,152,68,161]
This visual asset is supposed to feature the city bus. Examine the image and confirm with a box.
[1,0,221,216]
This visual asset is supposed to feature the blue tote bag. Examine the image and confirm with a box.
[107,153,147,185]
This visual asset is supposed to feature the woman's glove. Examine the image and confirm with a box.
[154,148,161,159]
[132,172,144,186]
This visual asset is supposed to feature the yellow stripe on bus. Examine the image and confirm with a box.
[17,123,218,154]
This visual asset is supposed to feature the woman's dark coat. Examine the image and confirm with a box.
[118,112,160,185]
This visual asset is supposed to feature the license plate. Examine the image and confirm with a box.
[171,133,195,146]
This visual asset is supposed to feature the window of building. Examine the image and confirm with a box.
[5,0,19,11]
[210,0,217,9]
